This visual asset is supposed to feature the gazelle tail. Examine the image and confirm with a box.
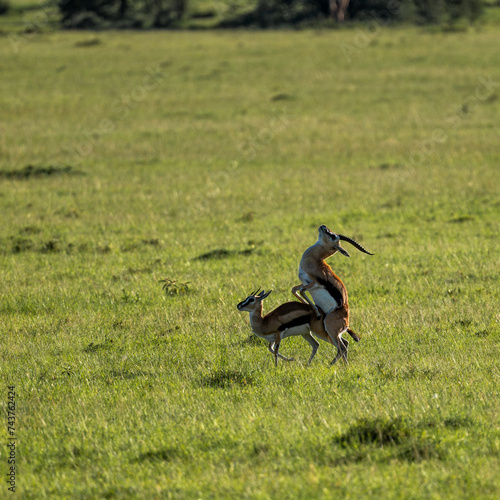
[347,328,360,342]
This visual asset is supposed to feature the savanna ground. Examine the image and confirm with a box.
[1,5,500,498]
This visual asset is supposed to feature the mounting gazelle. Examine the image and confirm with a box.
[292,225,374,364]
[237,288,349,366]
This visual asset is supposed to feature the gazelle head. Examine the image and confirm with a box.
[237,288,272,312]
[317,225,374,258]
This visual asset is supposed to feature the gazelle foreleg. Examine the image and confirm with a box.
[291,284,308,304]
[273,332,282,367]
[270,332,320,366]
[291,282,321,318]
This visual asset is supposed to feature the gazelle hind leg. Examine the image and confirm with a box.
[323,309,349,365]
[330,334,348,366]
[330,337,349,365]
[268,342,294,362]
[301,333,320,366]
[341,338,349,362]
[331,349,343,365]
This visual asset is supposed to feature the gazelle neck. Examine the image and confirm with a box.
[248,304,264,332]
[303,241,336,263]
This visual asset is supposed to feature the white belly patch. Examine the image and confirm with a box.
[299,267,339,315]
[309,287,338,315]
[262,324,310,343]
[280,324,311,339]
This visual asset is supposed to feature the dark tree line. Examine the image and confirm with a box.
[58,0,186,28]
[57,0,484,29]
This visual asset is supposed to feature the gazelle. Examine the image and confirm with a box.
[292,225,373,363]
[237,288,349,366]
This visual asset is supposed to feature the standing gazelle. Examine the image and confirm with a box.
[237,288,349,366]
[330,0,350,22]
[292,225,373,363]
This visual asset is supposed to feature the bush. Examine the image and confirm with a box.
[253,0,328,27]
[219,0,330,27]
[347,0,405,21]
[150,0,187,28]
[412,0,483,25]
[59,0,119,24]
[445,0,483,25]
[0,0,10,16]
[411,0,446,24]
[57,0,484,28]
[62,11,111,28]
[58,0,188,29]
[220,0,397,28]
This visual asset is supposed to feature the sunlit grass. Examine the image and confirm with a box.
[0,26,499,498]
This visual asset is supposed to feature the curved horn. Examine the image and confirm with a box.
[338,234,374,255]
[250,287,261,296]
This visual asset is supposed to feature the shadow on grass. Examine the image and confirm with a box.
[334,416,411,448]
[332,415,473,464]
[241,335,265,346]
[82,339,114,353]
[9,236,67,254]
[108,370,154,380]
[375,362,440,381]
[7,234,168,256]
[394,438,446,462]
[195,247,255,261]
[201,369,256,388]
[0,165,83,179]
[136,447,186,463]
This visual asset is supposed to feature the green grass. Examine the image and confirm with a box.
[0,25,499,498]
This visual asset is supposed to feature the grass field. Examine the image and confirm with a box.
[1,19,499,499]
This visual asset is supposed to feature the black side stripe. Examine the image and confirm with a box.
[278,315,311,332]
[316,277,344,308]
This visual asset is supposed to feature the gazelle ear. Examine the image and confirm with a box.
[260,290,272,299]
